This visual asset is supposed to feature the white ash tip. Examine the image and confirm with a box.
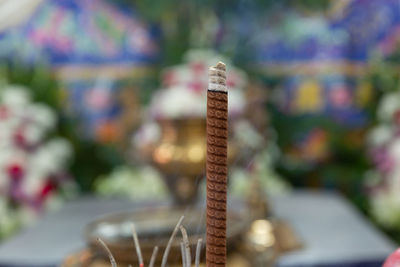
[208,61,227,92]
[215,61,226,71]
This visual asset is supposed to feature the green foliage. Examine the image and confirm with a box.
[368,53,400,94]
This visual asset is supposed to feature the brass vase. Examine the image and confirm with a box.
[150,118,235,204]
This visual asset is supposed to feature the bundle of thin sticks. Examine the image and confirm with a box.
[97,215,203,267]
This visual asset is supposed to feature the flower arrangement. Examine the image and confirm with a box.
[95,166,168,200]
[366,91,400,228]
[0,85,74,238]
[149,50,247,119]
[134,50,253,154]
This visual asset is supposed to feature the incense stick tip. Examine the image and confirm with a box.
[215,61,226,70]
[208,62,227,92]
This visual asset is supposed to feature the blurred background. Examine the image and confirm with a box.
[0,0,400,265]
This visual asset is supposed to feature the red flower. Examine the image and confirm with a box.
[38,180,56,202]
[7,163,24,180]
[13,127,26,148]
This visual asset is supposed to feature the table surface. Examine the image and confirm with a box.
[0,190,395,267]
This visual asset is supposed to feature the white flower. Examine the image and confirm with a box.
[151,86,206,119]
[46,138,72,161]
[367,125,393,147]
[4,148,27,172]
[21,172,46,197]
[153,50,248,119]
[0,146,13,189]
[30,146,60,175]
[377,92,400,122]
[27,103,56,129]
[388,139,400,162]
[0,84,74,237]
[1,86,31,107]
[0,126,13,148]
[151,85,246,119]
[23,123,45,146]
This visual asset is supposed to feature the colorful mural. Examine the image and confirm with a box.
[0,0,159,142]
[251,0,400,128]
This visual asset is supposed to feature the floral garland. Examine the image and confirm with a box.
[0,85,74,238]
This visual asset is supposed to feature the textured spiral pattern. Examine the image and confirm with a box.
[206,62,227,267]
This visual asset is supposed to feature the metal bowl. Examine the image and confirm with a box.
[85,206,249,265]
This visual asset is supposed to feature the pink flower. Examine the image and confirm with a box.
[0,106,8,120]
[383,248,400,267]
[189,62,206,73]
[329,85,352,108]
[369,147,394,174]
[188,81,205,93]
[163,70,177,87]
[85,89,112,111]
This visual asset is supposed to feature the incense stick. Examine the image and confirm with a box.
[206,61,228,267]
[180,225,192,267]
[161,215,185,267]
[97,216,206,267]
[131,224,144,267]
[97,238,118,267]
[148,246,158,267]
[180,242,187,267]
[195,238,203,267]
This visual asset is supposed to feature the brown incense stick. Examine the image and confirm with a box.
[206,61,228,267]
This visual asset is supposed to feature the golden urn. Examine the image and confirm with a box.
[145,117,236,204]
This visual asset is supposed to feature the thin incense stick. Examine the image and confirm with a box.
[195,238,203,267]
[97,238,118,267]
[180,242,187,267]
[206,61,228,267]
[180,225,192,267]
[131,224,144,267]
[148,246,158,267]
[161,215,185,267]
